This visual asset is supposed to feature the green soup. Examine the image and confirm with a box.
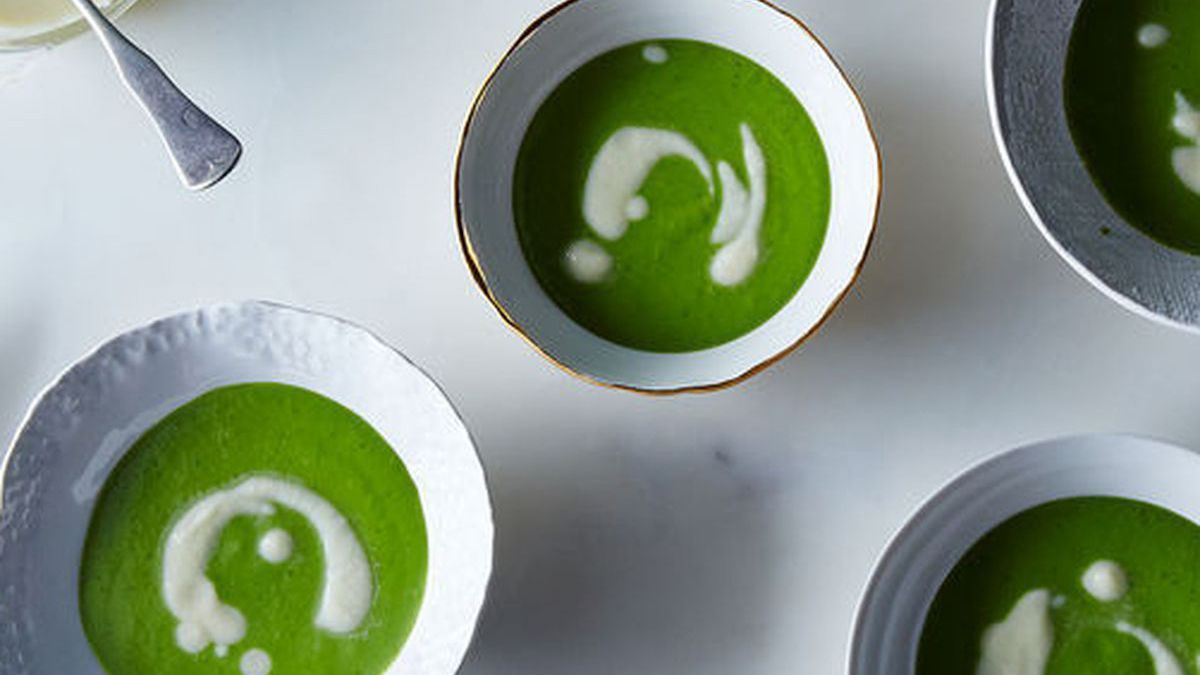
[917,497,1200,674]
[79,383,427,675]
[1065,0,1200,253]
[513,39,831,352]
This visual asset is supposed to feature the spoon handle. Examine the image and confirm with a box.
[70,0,242,190]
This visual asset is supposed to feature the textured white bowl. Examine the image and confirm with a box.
[456,0,880,394]
[0,301,493,674]
[847,434,1200,674]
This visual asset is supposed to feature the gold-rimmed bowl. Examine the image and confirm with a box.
[455,0,880,394]
[0,0,137,52]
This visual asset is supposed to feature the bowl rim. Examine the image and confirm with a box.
[0,299,496,675]
[985,0,1200,336]
[453,0,882,396]
[844,432,1199,674]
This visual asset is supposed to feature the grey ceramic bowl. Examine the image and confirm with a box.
[988,0,1200,331]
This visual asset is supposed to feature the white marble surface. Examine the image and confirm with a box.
[3,0,1200,673]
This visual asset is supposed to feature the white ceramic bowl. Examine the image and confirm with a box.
[0,301,493,674]
[456,0,880,394]
[848,434,1200,674]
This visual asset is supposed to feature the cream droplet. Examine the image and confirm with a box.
[564,239,612,283]
[1138,23,1169,48]
[240,648,272,675]
[642,44,668,64]
[1082,560,1127,602]
[1170,93,1200,195]
[624,196,649,221]
[1117,622,1184,675]
[257,528,293,564]
[583,127,712,241]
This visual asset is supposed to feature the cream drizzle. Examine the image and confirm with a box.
[1117,622,1185,675]
[570,123,767,286]
[709,124,767,286]
[976,563,1186,675]
[162,475,372,656]
[1171,92,1200,195]
[977,590,1053,675]
[582,127,712,242]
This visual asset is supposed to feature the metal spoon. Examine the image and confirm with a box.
[69,0,241,190]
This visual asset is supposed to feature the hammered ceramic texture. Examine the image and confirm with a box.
[847,435,1200,674]
[0,302,493,674]
[991,0,1200,328]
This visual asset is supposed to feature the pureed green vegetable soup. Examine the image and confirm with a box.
[513,39,831,352]
[79,383,427,675]
[1065,0,1200,253]
[916,497,1200,674]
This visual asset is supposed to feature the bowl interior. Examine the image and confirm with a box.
[848,435,1200,674]
[0,302,492,674]
[457,0,878,391]
[0,0,138,52]
[990,0,1200,330]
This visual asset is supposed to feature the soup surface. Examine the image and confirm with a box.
[917,497,1200,674]
[1066,0,1200,253]
[79,383,427,675]
[514,39,831,352]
